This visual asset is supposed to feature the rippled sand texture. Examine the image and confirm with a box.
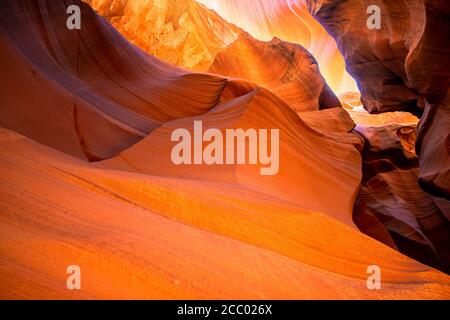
[0,0,449,299]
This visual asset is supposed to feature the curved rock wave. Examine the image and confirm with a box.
[354,124,450,274]
[0,0,226,161]
[85,0,245,71]
[208,36,341,112]
[1,0,450,299]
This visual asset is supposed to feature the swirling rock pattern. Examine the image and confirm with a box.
[354,123,450,273]
[0,0,226,160]
[197,0,358,94]
[304,0,450,198]
[208,36,341,112]
[1,0,450,299]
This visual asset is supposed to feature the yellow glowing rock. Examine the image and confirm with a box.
[197,0,358,94]
[86,0,244,70]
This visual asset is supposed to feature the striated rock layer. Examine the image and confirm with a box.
[305,0,450,198]
[308,0,450,272]
[0,0,226,161]
[208,36,341,112]
[1,0,450,299]
[197,0,358,94]
[86,0,341,114]
[2,127,449,299]
[354,123,450,274]
[85,0,245,71]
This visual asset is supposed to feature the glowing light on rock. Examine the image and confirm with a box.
[196,0,358,94]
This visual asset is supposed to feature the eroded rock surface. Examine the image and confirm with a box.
[355,124,450,273]
[86,0,245,70]
[209,36,341,112]
[305,0,450,198]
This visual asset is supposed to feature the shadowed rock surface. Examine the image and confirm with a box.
[305,0,450,198]
[354,124,450,274]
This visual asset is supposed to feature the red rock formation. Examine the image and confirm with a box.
[354,123,450,273]
[0,0,226,160]
[2,126,450,299]
[197,0,358,94]
[305,0,450,198]
[86,0,341,113]
[102,81,360,225]
[85,0,244,71]
[416,93,450,198]
[208,36,341,112]
[340,92,420,127]
[2,0,450,299]
[298,107,363,149]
